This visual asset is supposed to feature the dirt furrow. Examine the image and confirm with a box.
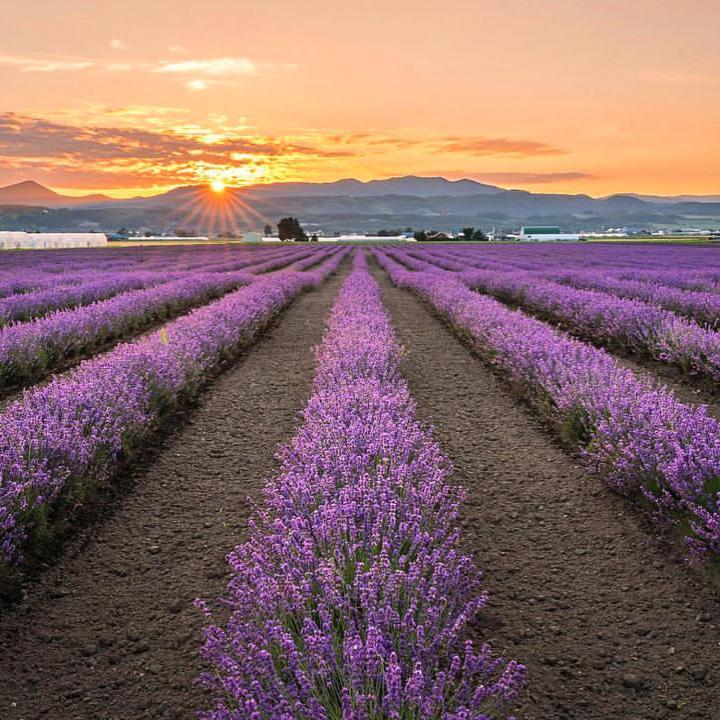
[372,261,720,720]
[0,269,345,720]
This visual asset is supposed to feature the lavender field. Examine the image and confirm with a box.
[0,242,719,720]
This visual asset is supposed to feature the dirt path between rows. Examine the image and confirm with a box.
[372,261,720,720]
[0,269,345,720]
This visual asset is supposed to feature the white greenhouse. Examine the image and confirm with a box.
[0,232,108,250]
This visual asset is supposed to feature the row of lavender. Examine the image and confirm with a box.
[0,247,326,393]
[0,249,347,576]
[0,244,296,299]
[412,245,720,328]
[420,243,720,296]
[198,252,523,720]
[391,245,720,387]
[375,248,720,561]
[428,242,720,285]
[0,244,298,322]
[0,243,288,274]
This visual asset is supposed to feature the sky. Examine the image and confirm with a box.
[0,0,718,197]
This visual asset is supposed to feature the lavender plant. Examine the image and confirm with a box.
[198,252,524,720]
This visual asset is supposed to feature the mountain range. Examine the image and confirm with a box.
[1,177,719,234]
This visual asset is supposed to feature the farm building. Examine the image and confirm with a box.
[519,226,580,242]
[0,232,108,249]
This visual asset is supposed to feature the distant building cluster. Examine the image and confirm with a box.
[0,232,107,250]
[516,226,581,242]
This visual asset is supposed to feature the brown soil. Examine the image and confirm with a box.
[0,270,345,720]
[372,262,720,720]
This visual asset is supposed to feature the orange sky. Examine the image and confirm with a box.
[1,0,718,197]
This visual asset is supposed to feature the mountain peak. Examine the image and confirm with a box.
[0,180,110,207]
[0,180,60,199]
[10,180,53,189]
[363,175,502,196]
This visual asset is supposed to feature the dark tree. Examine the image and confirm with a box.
[310,233,319,242]
[472,229,489,241]
[277,217,308,242]
[462,227,475,241]
[263,224,273,237]
[413,230,427,242]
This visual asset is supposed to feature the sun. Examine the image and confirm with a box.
[210,179,226,193]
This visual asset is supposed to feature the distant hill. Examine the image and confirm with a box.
[627,193,720,204]
[1,176,720,233]
[0,180,110,207]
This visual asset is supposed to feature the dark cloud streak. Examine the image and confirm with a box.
[473,171,596,184]
[0,112,352,165]
[438,136,566,157]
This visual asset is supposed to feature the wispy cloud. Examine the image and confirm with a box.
[0,54,94,72]
[23,60,94,72]
[471,171,596,184]
[640,70,716,85]
[323,132,563,158]
[49,104,192,130]
[438,136,566,157]
[0,53,291,86]
[154,57,259,77]
[110,39,129,51]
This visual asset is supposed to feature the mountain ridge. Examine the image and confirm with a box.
[1,177,719,233]
[4,176,720,207]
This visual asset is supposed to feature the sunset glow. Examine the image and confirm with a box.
[209,179,225,193]
[1,1,718,197]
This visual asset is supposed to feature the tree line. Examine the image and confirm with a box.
[414,228,488,242]
[267,219,489,242]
